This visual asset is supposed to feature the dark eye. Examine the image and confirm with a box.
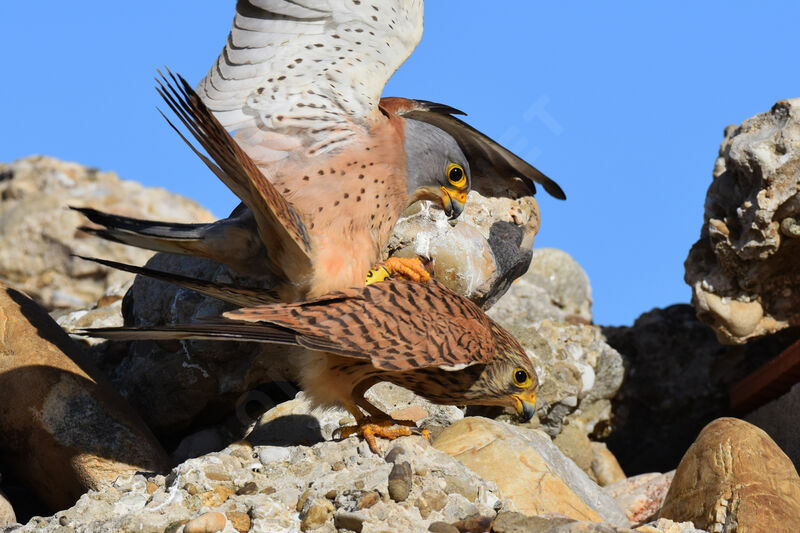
[446,163,466,187]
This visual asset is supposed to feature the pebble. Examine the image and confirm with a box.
[334,511,364,533]
[183,512,227,533]
[236,481,258,496]
[387,461,412,502]
[451,514,494,533]
[356,491,380,510]
[301,501,332,531]
[200,486,234,507]
[226,511,251,533]
[428,522,459,533]
[258,446,291,465]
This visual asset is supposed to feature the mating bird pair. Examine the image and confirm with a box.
[79,0,563,451]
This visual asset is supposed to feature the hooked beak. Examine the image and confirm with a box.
[511,390,537,422]
[439,186,466,221]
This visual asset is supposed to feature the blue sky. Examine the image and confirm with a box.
[2,3,798,326]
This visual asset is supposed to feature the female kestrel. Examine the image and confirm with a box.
[81,262,539,452]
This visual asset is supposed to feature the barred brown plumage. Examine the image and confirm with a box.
[81,266,539,453]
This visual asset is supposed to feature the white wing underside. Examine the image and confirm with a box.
[197,0,423,161]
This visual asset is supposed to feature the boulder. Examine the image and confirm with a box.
[659,417,800,531]
[433,417,629,527]
[685,99,800,344]
[0,282,168,511]
[0,156,214,314]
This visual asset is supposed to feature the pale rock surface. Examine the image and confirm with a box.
[15,436,504,532]
[637,518,706,533]
[685,99,800,344]
[590,442,627,487]
[0,156,214,313]
[604,472,674,527]
[0,487,15,529]
[488,248,593,327]
[433,417,629,527]
[659,417,800,532]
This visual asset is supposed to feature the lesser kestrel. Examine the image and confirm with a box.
[81,263,539,452]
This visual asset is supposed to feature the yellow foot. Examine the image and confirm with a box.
[336,417,424,454]
[385,256,432,282]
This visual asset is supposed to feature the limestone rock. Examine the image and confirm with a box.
[0,488,15,529]
[685,99,800,344]
[15,435,502,532]
[0,282,168,511]
[659,417,800,531]
[388,190,540,308]
[489,511,637,532]
[746,381,800,467]
[433,417,629,527]
[0,156,214,313]
[488,248,593,327]
[604,472,674,527]
[603,304,789,475]
[590,442,626,487]
[637,518,706,533]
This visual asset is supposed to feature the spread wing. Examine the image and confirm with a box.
[157,71,313,276]
[226,279,496,371]
[197,0,424,160]
[381,97,566,200]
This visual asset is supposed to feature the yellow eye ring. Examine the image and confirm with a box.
[446,162,467,188]
[512,367,532,388]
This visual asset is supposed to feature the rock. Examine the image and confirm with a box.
[433,417,629,527]
[0,488,15,528]
[659,417,800,531]
[14,434,501,531]
[553,425,594,479]
[604,472,674,526]
[603,304,790,474]
[590,443,626,487]
[638,518,705,533]
[389,190,540,308]
[388,462,413,502]
[685,99,800,344]
[0,156,213,313]
[184,511,227,533]
[746,380,800,467]
[0,283,168,510]
[488,248,593,327]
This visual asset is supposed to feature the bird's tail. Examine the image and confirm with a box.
[75,255,279,307]
[73,206,215,257]
[79,321,297,344]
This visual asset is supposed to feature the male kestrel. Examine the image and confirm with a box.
[82,261,539,452]
[76,0,564,298]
